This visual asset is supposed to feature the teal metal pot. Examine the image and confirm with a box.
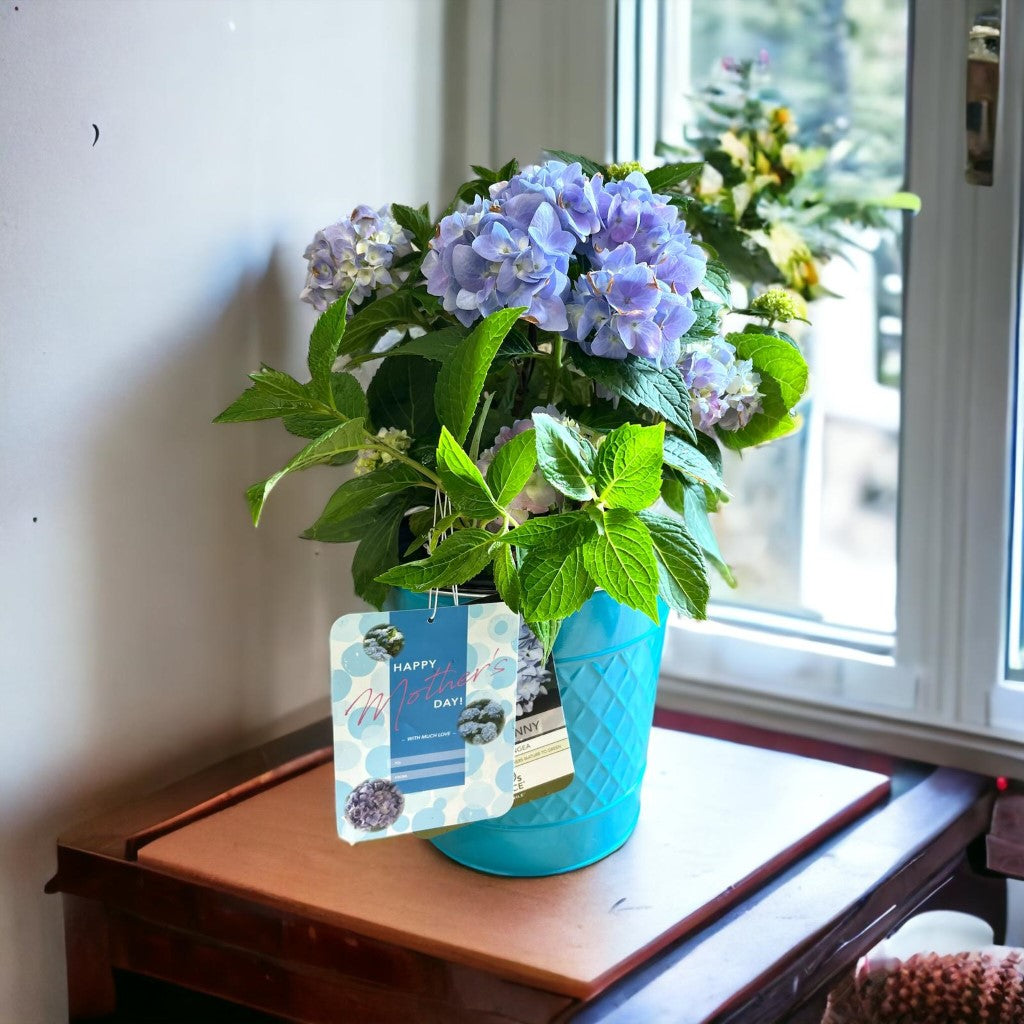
[392,589,668,876]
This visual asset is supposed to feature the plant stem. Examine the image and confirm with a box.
[367,437,444,489]
[547,334,564,406]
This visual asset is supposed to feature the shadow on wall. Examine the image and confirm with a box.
[12,251,351,1021]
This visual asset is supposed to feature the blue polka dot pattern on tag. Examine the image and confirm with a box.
[331,669,353,702]
[341,641,376,677]
[365,743,391,778]
[496,759,515,792]
[412,806,446,831]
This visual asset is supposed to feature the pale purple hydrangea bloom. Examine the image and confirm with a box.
[564,244,696,369]
[677,338,763,432]
[344,778,404,831]
[301,205,413,312]
[587,171,706,295]
[493,160,602,240]
[515,622,552,717]
[476,405,563,520]
[423,190,576,331]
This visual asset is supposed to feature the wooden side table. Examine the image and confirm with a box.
[47,722,994,1023]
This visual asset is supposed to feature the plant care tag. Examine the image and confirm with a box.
[510,621,575,807]
[415,619,576,839]
[330,603,518,844]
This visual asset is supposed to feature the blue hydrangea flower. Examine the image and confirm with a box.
[589,172,706,295]
[494,160,602,240]
[565,244,696,369]
[300,205,413,312]
[424,183,576,331]
[344,778,405,831]
[678,338,763,432]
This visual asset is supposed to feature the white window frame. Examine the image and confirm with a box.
[458,0,1024,773]
[616,0,1024,774]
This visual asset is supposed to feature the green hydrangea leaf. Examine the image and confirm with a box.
[638,509,710,618]
[718,331,809,451]
[339,289,432,359]
[568,351,697,443]
[594,422,665,511]
[526,619,561,662]
[352,497,406,609]
[391,202,434,250]
[520,546,594,622]
[307,289,353,403]
[435,306,525,444]
[701,258,732,303]
[662,433,727,495]
[485,428,537,508]
[386,326,466,362]
[672,477,736,588]
[581,509,660,623]
[376,529,497,590]
[367,353,440,440]
[435,427,502,521]
[644,161,703,192]
[500,510,596,551]
[302,463,427,542]
[533,413,597,501]
[492,545,522,614]
[282,373,368,439]
[246,418,366,526]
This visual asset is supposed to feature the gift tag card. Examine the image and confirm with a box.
[511,621,575,807]
[330,603,519,844]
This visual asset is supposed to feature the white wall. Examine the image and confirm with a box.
[0,2,447,1019]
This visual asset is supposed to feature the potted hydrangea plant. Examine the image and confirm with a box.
[215,152,810,875]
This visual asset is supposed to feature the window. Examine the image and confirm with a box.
[617,0,1024,772]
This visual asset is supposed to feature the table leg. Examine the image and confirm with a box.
[63,895,117,1020]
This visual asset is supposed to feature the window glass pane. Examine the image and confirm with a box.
[658,0,908,635]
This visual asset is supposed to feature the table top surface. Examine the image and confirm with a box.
[136,728,889,999]
[51,719,995,1023]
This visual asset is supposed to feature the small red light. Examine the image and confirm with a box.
[997,776,1010,791]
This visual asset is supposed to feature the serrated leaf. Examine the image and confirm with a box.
[701,258,732,303]
[662,434,726,495]
[436,427,502,521]
[645,161,703,192]
[492,545,521,614]
[485,429,536,508]
[594,422,664,511]
[543,149,607,178]
[391,203,433,249]
[302,463,426,541]
[533,413,597,501]
[435,306,525,444]
[246,418,366,526]
[520,546,594,622]
[247,366,313,403]
[683,297,723,340]
[307,290,352,403]
[352,498,406,609]
[525,619,561,662]
[638,510,709,619]
[675,478,735,587]
[568,351,697,443]
[214,384,311,424]
[500,511,596,551]
[386,326,465,362]
[581,509,660,622]
[282,373,368,438]
[376,529,496,590]
[718,330,809,450]
[367,354,440,439]
[729,331,808,410]
[339,289,430,358]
